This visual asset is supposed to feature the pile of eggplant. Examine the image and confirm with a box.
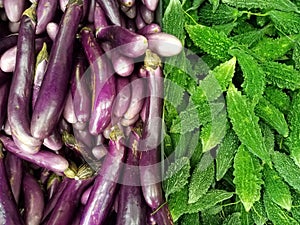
[0,0,182,224]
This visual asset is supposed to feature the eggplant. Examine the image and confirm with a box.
[94,2,107,30]
[80,129,126,225]
[8,4,43,154]
[96,25,148,58]
[124,4,136,19]
[73,124,95,149]
[140,4,154,24]
[0,144,24,225]
[0,80,9,128]
[113,77,131,119]
[0,33,18,55]
[23,172,45,225]
[46,22,59,41]
[96,0,121,26]
[46,174,61,200]
[81,185,92,205]
[121,113,140,127]
[138,23,161,35]
[92,144,107,160]
[0,46,17,73]
[135,8,146,30]
[31,0,83,140]
[63,90,77,124]
[111,49,134,77]
[0,134,69,173]
[3,0,25,22]
[87,0,95,22]
[43,129,63,151]
[59,0,68,12]
[143,0,159,11]
[36,0,58,34]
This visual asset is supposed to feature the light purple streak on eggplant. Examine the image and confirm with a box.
[146,32,183,57]
[88,0,95,22]
[8,21,20,33]
[120,0,135,7]
[43,129,63,151]
[94,2,107,30]
[135,9,146,30]
[46,174,61,200]
[80,136,125,225]
[97,25,148,58]
[124,4,136,19]
[0,148,24,225]
[4,119,11,135]
[116,132,147,225]
[46,22,59,41]
[36,0,58,34]
[0,33,18,55]
[126,19,136,32]
[0,81,9,128]
[59,0,68,12]
[3,0,25,22]
[71,56,91,123]
[81,185,92,205]
[73,124,95,149]
[0,69,10,87]
[46,177,93,225]
[113,77,131,119]
[8,6,43,154]
[123,76,145,120]
[0,46,17,72]
[138,23,161,35]
[23,173,44,225]
[32,43,48,109]
[0,135,69,173]
[42,178,69,222]
[5,152,22,204]
[121,113,140,126]
[31,0,83,140]
[92,144,107,160]
[140,4,154,24]
[63,91,78,124]
[111,50,134,77]
[96,0,121,26]
[143,0,158,11]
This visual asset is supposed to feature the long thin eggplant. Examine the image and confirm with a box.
[7,4,42,154]
[36,0,58,34]
[113,77,131,119]
[31,0,83,140]
[0,33,18,55]
[43,129,63,151]
[0,134,69,173]
[5,152,22,204]
[96,0,121,26]
[0,144,24,225]
[23,172,44,225]
[94,2,107,30]
[46,22,59,41]
[0,81,9,128]
[3,0,25,22]
[96,25,148,58]
[80,129,125,225]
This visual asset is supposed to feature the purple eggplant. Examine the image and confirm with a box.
[46,165,94,225]
[138,23,161,35]
[121,113,140,127]
[73,124,95,149]
[8,4,43,154]
[59,0,68,12]
[0,45,17,73]
[46,22,59,41]
[0,33,18,55]
[46,174,61,200]
[4,119,12,136]
[96,0,121,26]
[87,0,95,22]
[116,131,147,225]
[63,90,78,124]
[23,172,44,225]
[113,77,131,119]
[80,129,126,225]
[3,0,25,22]
[135,9,146,30]
[81,185,92,205]
[5,152,22,204]
[146,32,183,57]
[140,4,154,24]
[0,80,9,128]
[94,2,108,30]
[96,25,148,58]
[0,134,69,173]
[124,4,136,19]
[81,27,116,135]
[9,20,21,33]
[31,0,83,140]
[111,49,134,77]
[43,129,63,151]
[71,55,91,123]
[32,42,48,109]
[36,0,58,34]
[92,144,107,159]
[143,0,158,11]
[0,145,24,225]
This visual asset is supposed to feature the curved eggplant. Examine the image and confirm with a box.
[43,129,63,151]
[113,77,131,119]
[138,23,161,35]
[3,0,25,22]
[0,46,17,73]
[36,0,58,34]
[96,0,121,26]
[46,22,59,41]
[94,2,107,30]
[140,4,154,24]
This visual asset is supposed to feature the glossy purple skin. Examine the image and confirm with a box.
[31,1,83,140]
[43,129,63,151]
[0,81,9,128]
[140,4,154,24]
[81,185,92,205]
[96,25,148,58]
[3,0,25,22]
[63,91,77,124]
[0,46,17,73]
[116,132,147,225]
[81,28,116,135]
[23,173,45,225]
[71,56,91,123]
[146,32,183,57]
[124,4,136,19]
[138,23,161,35]
[113,77,131,118]
[0,149,24,225]
[80,138,126,225]
[8,13,42,154]
[0,34,18,55]
[94,2,107,30]
[111,50,134,77]
[59,0,68,12]
[36,0,58,34]
[46,178,92,225]
[46,22,59,41]
[135,9,146,30]
[87,0,95,22]
[5,152,22,204]
[96,0,121,26]
[0,135,69,173]
[144,0,159,11]
[123,76,145,120]
[92,144,107,160]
